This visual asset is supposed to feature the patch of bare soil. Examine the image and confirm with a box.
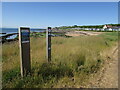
[87,46,118,88]
[65,31,103,37]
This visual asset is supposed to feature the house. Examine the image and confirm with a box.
[103,25,113,31]
[92,28,96,31]
[111,26,120,31]
[103,25,112,29]
[103,25,120,31]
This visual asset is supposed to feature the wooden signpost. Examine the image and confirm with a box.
[46,27,51,62]
[19,27,31,77]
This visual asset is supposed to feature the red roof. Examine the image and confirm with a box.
[106,25,112,28]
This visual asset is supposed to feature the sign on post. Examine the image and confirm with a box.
[46,27,51,62]
[19,27,31,77]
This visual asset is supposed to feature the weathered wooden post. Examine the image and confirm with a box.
[19,27,31,77]
[46,27,51,62]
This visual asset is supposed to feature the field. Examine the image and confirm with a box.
[2,32,118,88]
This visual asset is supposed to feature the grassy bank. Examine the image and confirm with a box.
[2,32,118,88]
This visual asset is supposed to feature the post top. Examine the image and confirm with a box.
[19,27,30,30]
[48,27,51,29]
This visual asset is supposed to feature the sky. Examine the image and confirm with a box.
[1,0,120,2]
[2,2,118,28]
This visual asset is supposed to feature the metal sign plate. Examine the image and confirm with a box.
[21,29,30,43]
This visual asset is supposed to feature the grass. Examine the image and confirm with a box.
[2,32,118,88]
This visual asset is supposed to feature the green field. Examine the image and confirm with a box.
[2,32,118,88]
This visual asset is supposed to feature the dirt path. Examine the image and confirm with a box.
[65,31,103,37]
[88,46,118,88]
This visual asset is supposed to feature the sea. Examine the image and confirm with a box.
[0,28,46,39]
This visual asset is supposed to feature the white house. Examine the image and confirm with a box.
[103,25,120,31]
[103,25,113,31]
[112,26,120,31]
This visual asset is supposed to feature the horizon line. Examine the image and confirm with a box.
[1,23,119,28]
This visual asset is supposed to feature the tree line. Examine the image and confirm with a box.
[54,24,120,29]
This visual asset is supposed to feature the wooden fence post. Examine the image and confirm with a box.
[46,27,51,62]
[19,27,31,77]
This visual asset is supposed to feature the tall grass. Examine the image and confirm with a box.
[2,32,118,88]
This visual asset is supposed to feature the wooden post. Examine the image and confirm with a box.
[19,27,31,77]
[46,27,51,62]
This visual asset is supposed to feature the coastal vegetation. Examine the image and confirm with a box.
[2,32,118,88]
[55,24,120,29]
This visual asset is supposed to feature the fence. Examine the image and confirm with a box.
[19,27,51,77]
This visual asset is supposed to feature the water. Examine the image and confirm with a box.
[0,28,46,39]
[0,28,46,33]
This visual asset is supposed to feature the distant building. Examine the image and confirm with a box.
[103,25,112,29]
[103,24,120,31]
[112,26,120,31]
[103,25,113,31]
[67,25,119,31]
